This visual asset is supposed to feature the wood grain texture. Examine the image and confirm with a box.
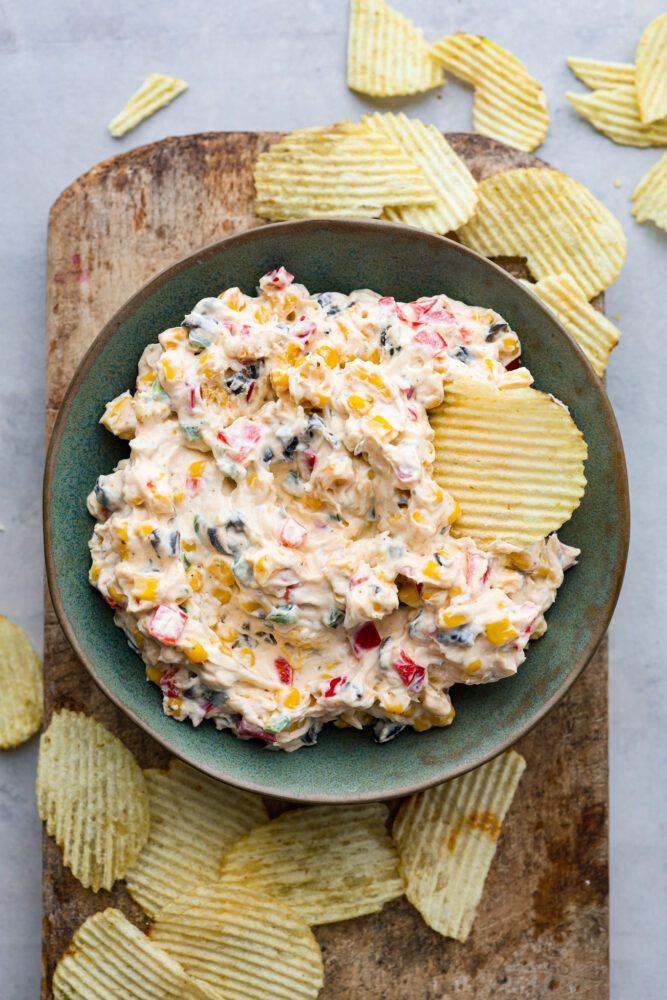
[43,131,608,999]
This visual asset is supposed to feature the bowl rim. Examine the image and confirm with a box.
[43,217,630,802]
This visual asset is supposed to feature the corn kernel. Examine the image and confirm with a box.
[466,659,482,674]
[442,610,467,627]
[172,491,184,504]
[188,568,203,592]
[182,538,197,551]
[133,577,159,602]
[285,343,302,364]
[241,600,262,613]
[132,627,145,650]
[302,494,323,511]
[146,665,162,684]
[347,394,372,415]
[239,647,256,665]
[316,345,340,369]
[162,359,181,381]
[414,719,432,732]
[485,358,495,373]
[165,697,183,714]
[208,559,234,586]
[284,687,300,709]
[185,642,208,663]
[422,560,442,580]
[271,369,289,391]
[398,580,421,607]
[370,414,393,435]
[217,625,237,643]
[107,584,125,605]
[485,617,520,646]
[189,460,207,477]
[448,501,461,524]
[91,563,101,582]
[212,586,233,605]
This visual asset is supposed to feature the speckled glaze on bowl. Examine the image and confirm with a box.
[43,219,629,803]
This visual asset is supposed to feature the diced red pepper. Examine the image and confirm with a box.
[148,605,187,645]
[240,324,252,337]
[324,675,346,697]
[505,357,522,371]
[279,517,307,548]
[393,649,426,693]
[465,550,488,587]
[396,467,415,482]
[246,382,255,402]
[415,326,447,355]
[350,622,382,657]
[459,325,474,343]
[186,476,202,496]
[378,296,397,311]
[188,385,197,410]
[261,267,294,290]
[349,572,369,589]
[304,448,317,472]
[407,407,418,421]
[275,656,293,685]
[236,718,277,742]
[398,383,415,399]
[217,421,261,462]
[159,667,181,699]
[410,298,455,324]
[294,316,317,340]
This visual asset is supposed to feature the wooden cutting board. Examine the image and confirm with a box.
[44,131,608,999]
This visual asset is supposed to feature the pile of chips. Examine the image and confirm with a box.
[566,13,667,233]
[38,709,525,996]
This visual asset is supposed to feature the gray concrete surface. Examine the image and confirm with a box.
[0,0,665,996]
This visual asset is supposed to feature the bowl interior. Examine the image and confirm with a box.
[45,220,628,801]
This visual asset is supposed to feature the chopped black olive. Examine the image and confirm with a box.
[149,529,161,553]
[168,531,180,555]
[451,345,474,363]
[263,447,274,463]
[225,370,249,395]
[226,513,246,533]
[314,292,342,316]
[207,526,228,554]
[486,320,509,342]
[373,721,406,744]
[301,723,321,746]
[283,436,299,457]
[435,624,477,647]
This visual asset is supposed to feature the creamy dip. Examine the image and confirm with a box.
[88,268,579,750]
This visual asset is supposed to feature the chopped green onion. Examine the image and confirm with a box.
[282,470,302,497]
[188,330,212,352]
[194,514,202,535]
[266,604,299,625]
[325,608,344,629]
[180,423,200,441]
[232,555,253,586]
[265,715,290,733]
[151,379,168,400]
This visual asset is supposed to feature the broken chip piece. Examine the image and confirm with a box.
[393,750,526,942]
[457,167,626,299]
[218,803,404,924]
[636,12,667,124]
[37,710,149,891]
[431,380,587,547]
[0,615,42,749]
[52,908,214,1000]
[631,151,667,232]
[363,111,478,233]
[254,120,435,220]
[430,33,549,151]
[566,57,635,91]
[150,882,324,1000]
[109,73,188,138]
[566,84,667,147]
[347,0,443,97]
[125,759,268,918]
[522,273,621,376]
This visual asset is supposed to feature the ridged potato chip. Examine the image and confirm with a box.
[150,882,324,1000]
[393,750,526,942]
[125,759,268,918]
[219,803,404,924]
[522,273,621,376]
[0,615,42,748]
[37,710,149,891]
[363,112,478,233]
[457,167,626,299]
[566,85,667,146]
[631,151,667,231]
[53,908,215,1000]
[430,33,549,151]
[109,73,188,138]
[431,380,587,547]
[254,120,435,221]
[566,57,635,90]
[347,0,443,97]
[636,13,667,124]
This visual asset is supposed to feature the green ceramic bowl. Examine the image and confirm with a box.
[44,219,629,803]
